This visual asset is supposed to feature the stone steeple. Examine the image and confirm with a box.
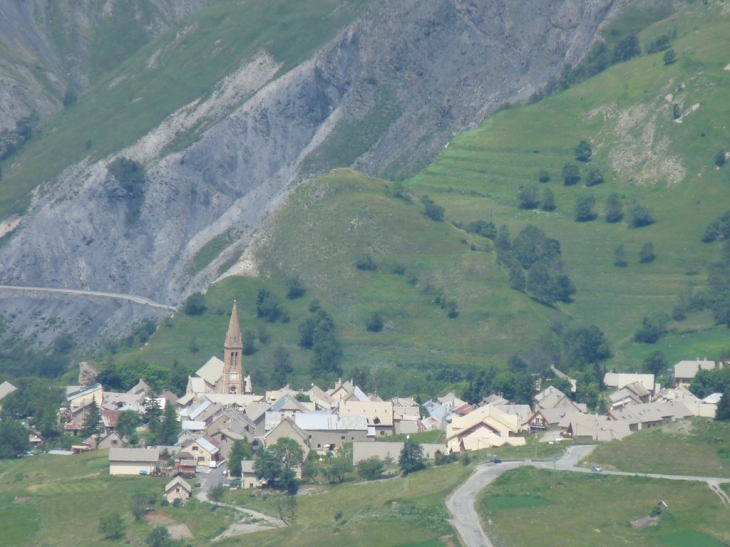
[218,301,244,394]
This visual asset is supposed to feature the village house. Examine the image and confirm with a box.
[67,383,103,412]
[533,386,587,413]
[560,414,633,441]
[293,413,369,453]
[673,359,718,387]
[241,460,262,489]
[609,381,652,410]
[173,452,197,475]
[447,404,526,452]
[604,373,656,393]
[164,477,192,504]
[108,447,161,476]
[0,380,17,411]
[181,435,221,467]
[608,401,693,431]
[338,400,394,437]
[263,417,310,461]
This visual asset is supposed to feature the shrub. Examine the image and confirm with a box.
[634,314,669,344]
[355,253,378,271]
[183,292,206,315]
[672,103,681,120]
[574,195,597,222]
[517,185,540,209]
[629,204,655,228]
[562,163,581,185]
[541,188,556,211]
[716,151,727,168]
[639,242,656,263]
[586,169,604,187]
[538,169,550,183]
[422,195,445,221]
[286,275,306,299]
[663,48,677,65]
[575,140,592,162]
[366,312,384,333]
[605,193,624,223]
[613,245,628,267]
[465,220,496,239]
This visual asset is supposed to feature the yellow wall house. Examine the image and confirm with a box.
[164,477,192,503]
[108,448,161,476]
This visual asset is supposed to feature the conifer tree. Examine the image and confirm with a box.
[82,398,104,438]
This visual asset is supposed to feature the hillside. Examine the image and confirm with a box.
[106,0,730,396]
[0,0,616,353]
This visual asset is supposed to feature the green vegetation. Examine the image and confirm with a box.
[589,418,730,477]
[478,466,730,547]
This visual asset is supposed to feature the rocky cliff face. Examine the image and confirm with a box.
[0,0,617,345]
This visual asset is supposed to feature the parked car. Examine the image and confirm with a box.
[491,458,502,464]
[591,465,603,472]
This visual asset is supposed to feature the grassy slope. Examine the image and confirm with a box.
[0,0,371,218]
[0,451,470,547]
[408,2,730,366]
[0,451,233,547]
[122,170,557,395]
[587,418,730,477]
[477,466,730,547]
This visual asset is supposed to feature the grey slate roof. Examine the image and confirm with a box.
[108,447,161,463]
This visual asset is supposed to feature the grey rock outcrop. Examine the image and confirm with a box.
[0,0,618,345]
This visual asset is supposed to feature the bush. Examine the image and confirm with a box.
[574,195,597,222]
[575,140,592,162]
[629,204,655,228]
[716,151,727,168]
[562,163,581,185]
[663,48,677,65]
[639,242,656,263]
[465,220,496,239]
[517,185,540,209]
[366,312,384,332]
[613,245,628,267]
[645,33,672,54]
[99,512,125,539]
[355,253,378,271]
[286,276,306,299]
[702,211,730,242]
[586,169,604,187]
[422,195,445,221]
[634,314,669,344]
[541,188,556,211]
[673,103,681,120]
[183,292,206,316]
[538,169,550,183]
[256,289,285,322]
[605,193,624,223]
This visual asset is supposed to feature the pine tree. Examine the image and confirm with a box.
[82,398,104,438]
[716,388,730,421]
[144,395,162,436]
[156,402,179,446]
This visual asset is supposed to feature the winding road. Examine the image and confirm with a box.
[446,445,730,547]
[0,284,176,311]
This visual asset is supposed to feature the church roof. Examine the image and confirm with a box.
[225,301,243,349]
[196,357,224,385]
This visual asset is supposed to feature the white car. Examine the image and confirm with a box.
[591,465,603,472]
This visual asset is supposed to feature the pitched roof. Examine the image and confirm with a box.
[674,359,716,380]
[265,417,310,443]
[108,447,161,463]
[67,383,103,401]
[165,476,192,493]
[194,435,221,454]
[195,357,225,385]
[0,381,17,402]
[339,400,394,427]
[447,404,521,440]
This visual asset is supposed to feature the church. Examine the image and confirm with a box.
[183,301,253,401]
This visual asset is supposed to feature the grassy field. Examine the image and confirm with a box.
[587,418,730,477]
[0,450,471,547]
[478,466,730,547]
[219,462,472,547]
[0,451,238,547]
[0,0,372,219]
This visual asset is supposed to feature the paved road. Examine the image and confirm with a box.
[0,284,176,311]
[447,445,730,547]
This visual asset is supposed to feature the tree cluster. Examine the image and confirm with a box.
[299,308,343,379]
[702,210,730,243]
[421,195,445,221]
[0,114,37,161]
[254,438,305,494]
[256,289,288,323]
[499,225,576,305]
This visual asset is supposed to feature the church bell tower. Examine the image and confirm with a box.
[219,301,244,394]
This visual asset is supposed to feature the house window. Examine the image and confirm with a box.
[341,436,345,440]
[380,431,385,436]
[192,446,198,451]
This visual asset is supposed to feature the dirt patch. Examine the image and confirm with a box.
[145,510,175,525]
[439,534,457,547]
[13,497,31,504]
[167,524,193,540]
[631,516,660,529]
